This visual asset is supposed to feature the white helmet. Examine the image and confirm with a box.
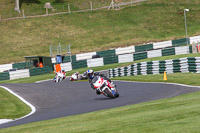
[87,69,94,79]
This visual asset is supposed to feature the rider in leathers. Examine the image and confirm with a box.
[86,69,112,95]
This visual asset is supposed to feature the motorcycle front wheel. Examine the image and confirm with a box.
[104,88,115,99]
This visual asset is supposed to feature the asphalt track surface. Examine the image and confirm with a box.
[0,79,200,129]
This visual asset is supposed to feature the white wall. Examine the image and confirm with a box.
[87,58,104,67]
[76,52,96,61]
[9,69,30,80]
[60,62,72,71]
[175,46,189,55]
[115,46,135,55]
[147,49,162,58]
[153,40,172,49]
[0,64,13,73]
[118,54,133,63]
[190,35,200,44]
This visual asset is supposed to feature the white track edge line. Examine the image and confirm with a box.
[113,80,200,88]
[0,86,36,124]
[35,76,71,83]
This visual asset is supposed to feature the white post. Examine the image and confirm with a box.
[184,9,189,53]
[22,9,25,18]
[90,1,93,11]
[68,4,71,13]
[46,8,48,15]
[112,0,114,9]
[69,44,72,63]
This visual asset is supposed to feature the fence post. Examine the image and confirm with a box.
[46,8,48,15]
[131,0,132,6]
[22,9,25,18]
[90,2,93,11]
[68,4,71,13]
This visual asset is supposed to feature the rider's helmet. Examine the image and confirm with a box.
[62,70,65,73]
[76,72,79,75]
[87,69,94,79]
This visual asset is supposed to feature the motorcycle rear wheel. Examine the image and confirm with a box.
[115,93,119,97]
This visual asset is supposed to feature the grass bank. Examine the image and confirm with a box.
[1,0,200,64]
[0,87,31,119]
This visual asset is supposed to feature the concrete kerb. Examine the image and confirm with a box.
[0,86,36,125]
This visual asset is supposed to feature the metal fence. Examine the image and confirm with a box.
[0,0,146,21]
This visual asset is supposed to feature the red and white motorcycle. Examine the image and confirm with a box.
[92,76,119,98]
[70,73,79,81]
[53,72,65,83]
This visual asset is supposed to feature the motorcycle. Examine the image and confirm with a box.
[70,73,79,81]
[54,72,64,83]
[79,72,88,80]
[92,75,119,98]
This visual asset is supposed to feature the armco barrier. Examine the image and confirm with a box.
[72,60,87,69]
[58,46,192,72]
[108,57,200,78]
[134,52,147,61]
[76,52,96,61]
[0,64,12,73]
[175,46,188,55]
[60,62,72,71]
[190,35,200,44]
[87,58,104,67]
[29,67,52,76]
[147,49,162,58]
[96,49,115,57]
[12,62,31,69]
[162,48,175,56]
[103,56,118,65]
[153,40,172,49]
[172,38,189,47]
[63,55,76,63]
[115,46,135,55]
[118,54,133,63]
[0,72,10,81]
[9,69,30,80]
[135,43,153,52]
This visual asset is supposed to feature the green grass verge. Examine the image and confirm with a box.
[1,86,200,132]
[1,0,200,64]
[0,87,31,119]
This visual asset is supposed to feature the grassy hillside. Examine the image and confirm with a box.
[1,0,200,64]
